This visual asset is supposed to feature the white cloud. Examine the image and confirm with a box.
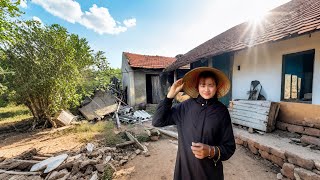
[32,1,136,35]
[32,0,83,23]
[80,4,128,35]
[32,16,42,24]
[20,0,28,8]
[123,18,136,28]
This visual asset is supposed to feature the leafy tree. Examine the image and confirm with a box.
[0,0,22,43]
[2,21,94,127]
[0,0,22,97]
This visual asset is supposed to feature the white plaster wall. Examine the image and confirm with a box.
[232,31,320,104]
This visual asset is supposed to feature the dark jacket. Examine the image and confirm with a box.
[152,96,236,180]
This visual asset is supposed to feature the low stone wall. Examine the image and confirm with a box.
[276,121,320,147]
[235,132,320,179]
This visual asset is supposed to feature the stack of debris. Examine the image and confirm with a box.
[0,132,149,180]
[118,106,152,124]
[229,100,280,133]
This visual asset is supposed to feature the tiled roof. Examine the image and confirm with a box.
[123,52,176,69]
[165,0,320,71]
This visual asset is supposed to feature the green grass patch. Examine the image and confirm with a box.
[0,104,32,125]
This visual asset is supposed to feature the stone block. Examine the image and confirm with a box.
[270,154,285,167]
[304,127,320,137]
[256,143,271,153]
[287,124,304,134]
[300,135,320,147]
[285,151,315,170]
[281,163,295,179]
[270,147,286,159]
[248,143,258,155]
[294,167,320,180]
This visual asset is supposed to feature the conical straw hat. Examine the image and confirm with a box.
[182,67,231,98]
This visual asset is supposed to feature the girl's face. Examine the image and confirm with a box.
[198,77,217,99]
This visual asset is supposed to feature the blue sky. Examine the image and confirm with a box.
[19,0,290,68]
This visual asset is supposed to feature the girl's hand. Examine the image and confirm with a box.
[167,79,184,99]
[191,142,211,159]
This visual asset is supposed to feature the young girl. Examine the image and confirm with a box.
[153,67,236,180]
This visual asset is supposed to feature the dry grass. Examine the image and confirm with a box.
[0,104,32,126]
[60,121,126,145]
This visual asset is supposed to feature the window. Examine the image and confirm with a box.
[281,49,315,103]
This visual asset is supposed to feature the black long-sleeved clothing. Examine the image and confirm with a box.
[152,96,236,180]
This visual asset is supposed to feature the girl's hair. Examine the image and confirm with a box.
[197,71,218,99]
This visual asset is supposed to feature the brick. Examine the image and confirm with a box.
[248,143,258,155]
[304,127,320,137]
[276,121,289,131]
[270,154,285,167]
[281,163,295,179]
[287,124,304,134]
[235,138,243,145]
[270,147,286,159]
[300,135,320,146]
[285,151,315,170]
[256,143,270,153]
[259,149,270,160]
[294,167,320,180]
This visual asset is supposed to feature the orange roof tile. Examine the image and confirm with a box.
[123,52,176,69]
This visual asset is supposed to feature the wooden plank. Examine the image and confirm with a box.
[0,169,41,175]
[125,131,148,152]
[266,103,280,132]
[232,118,267,131]
[234,100,271,107]
[230,109,268,122]
[230,113,268,125]
[232,104,269,115]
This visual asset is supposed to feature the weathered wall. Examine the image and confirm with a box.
[121,54,135,106]
[232,31,320,104]
[277,102,320,129]
[133,69,162,105]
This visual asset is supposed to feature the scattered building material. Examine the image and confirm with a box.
[125,132,148,152]
[79,90,117,120]
[0,169,41,175]
[118,109,152,124]
[1,141,143,179]
[30,154,68,173]
[155,128,178,139]
[115,102,122,129]
[55,110,77,126]
[229,100,280,132]
[116,141,135,148]
[94,104,118,117]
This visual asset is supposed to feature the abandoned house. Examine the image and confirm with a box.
[165,0,320,138]
[121,52,189,106]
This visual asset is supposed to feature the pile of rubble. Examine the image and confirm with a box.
[118,106,152,124]
[0,131,153,180]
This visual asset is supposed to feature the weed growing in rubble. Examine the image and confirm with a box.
[103,165,115,180]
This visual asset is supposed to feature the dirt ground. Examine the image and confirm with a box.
[0,130,84,158]
[119,138,278,180]
[0,124,279,180]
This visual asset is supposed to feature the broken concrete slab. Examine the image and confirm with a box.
[56,110,77,126]
[79,91,117,120]
[30,154,68,173]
